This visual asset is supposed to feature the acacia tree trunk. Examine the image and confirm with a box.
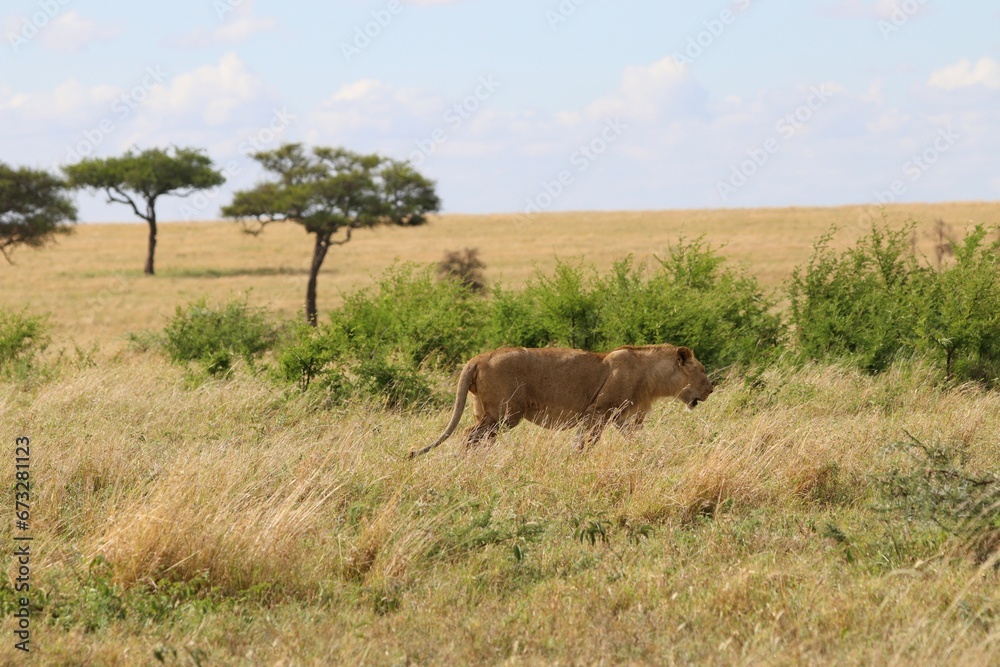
[306,232,331,325]
[144,215,157,275]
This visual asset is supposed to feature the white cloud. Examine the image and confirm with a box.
[0,54,270,132]
[928,57,1000,91]
[0,52,278,175]
[331,79,391,103]
[0,87,29,112]
[0,79,121,125]
[38,11,121,52]
[174,0,275,48]
[309,79,449,139]
[143,52,268,126]
[215,12,275,42]
[581,57,701,122]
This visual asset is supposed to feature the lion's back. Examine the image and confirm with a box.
[472,347,610,414]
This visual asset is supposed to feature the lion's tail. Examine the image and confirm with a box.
[408,360,477,459]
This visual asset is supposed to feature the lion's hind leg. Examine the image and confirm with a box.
[462,408,524,451]
[462,418,500,450]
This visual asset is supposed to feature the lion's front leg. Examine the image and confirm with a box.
[573,412,608,450]
[613,411,645,436]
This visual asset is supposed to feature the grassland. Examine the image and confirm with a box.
[1,203,999,665]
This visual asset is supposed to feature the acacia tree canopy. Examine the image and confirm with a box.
[222,143,441,324]
[0,162,77,263]
[63,146,224,275]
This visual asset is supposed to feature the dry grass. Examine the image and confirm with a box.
[2,203,999,665]
[1,354,998,665]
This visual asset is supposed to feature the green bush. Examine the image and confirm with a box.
[788,224,923,373]
[275,265,481,407]
[484,241,784,371]
[496,260,601,351]
[788,223,1000,384]
[913,226,1000,384]
[0,308,49,376]
[355,355,432,410]
[276,323,430,409]
[275,320,344,392]
[163,298,280,375]
[481,284,550,350]
[595,244,783,369]
[334,263,489,369]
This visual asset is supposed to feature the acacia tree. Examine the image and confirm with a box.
[63,147,224,275]
[0,162,77,262]
[222,143,441,324]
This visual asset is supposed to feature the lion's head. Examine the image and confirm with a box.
[673,346,713,409]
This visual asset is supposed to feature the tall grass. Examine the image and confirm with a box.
[2,353,998,665]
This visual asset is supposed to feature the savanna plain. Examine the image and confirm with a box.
[2,203,999,666]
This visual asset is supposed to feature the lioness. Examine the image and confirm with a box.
[409,344,713,458]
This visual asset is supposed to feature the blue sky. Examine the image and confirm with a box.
[2,0,999,221]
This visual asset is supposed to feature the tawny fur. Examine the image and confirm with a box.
[409,344,713,458]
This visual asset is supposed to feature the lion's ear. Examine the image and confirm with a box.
[676,346,693,366]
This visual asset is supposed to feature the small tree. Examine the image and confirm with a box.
[63,147,224,275]
[438,247,487,292]
[222,143,441,324]
[0,162,77,262]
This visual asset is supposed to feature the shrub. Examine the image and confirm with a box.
[787,224,923,373]
[163,297,280,375]
[877,434,1000,564]
[0,308,49,376]
[276,323,430,409]
[334,263,488,369]
[437,247,487,292]
[913,226,1000,384]
[274,321,344,392]
[355,355,432,410]
[484,241,784,371]
[275,265,482,407]
[517,259,601,351]
[482,284,551,350]
[789,223,1000,384]
[595,244,783,369]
